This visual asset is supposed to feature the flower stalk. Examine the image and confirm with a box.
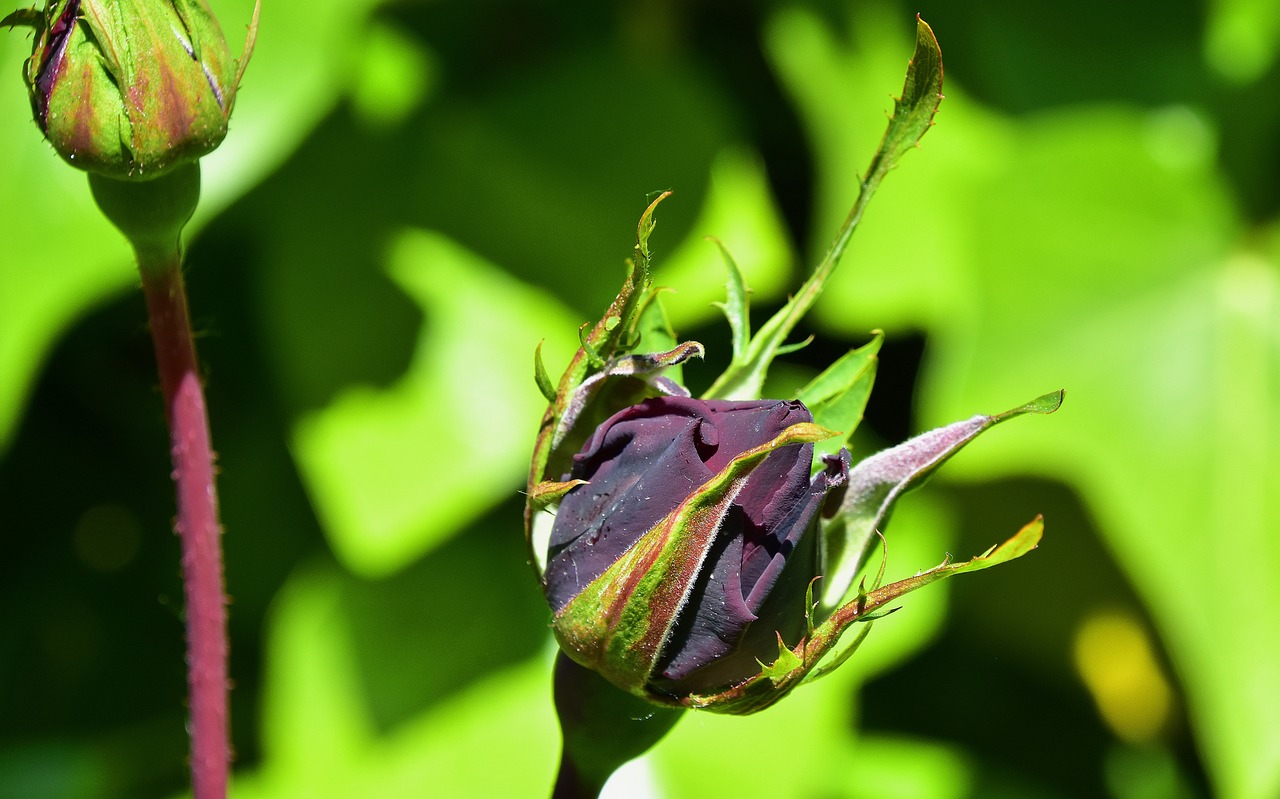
[139,246,227,799]
[90,165,227,799]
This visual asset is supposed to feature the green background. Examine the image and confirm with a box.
[2,0,1278,797]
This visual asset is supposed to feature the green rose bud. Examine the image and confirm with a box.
[3,0,256,178]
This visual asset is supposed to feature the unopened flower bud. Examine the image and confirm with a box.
[4,0,254,178]
[545,396,848,703]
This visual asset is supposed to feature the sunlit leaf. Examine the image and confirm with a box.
[292,229,579,576]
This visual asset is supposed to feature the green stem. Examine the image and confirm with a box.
[551,653,682,798]
[550,756,604,799]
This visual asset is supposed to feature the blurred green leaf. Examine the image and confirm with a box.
[775,8,1278,794]
[1205,0,1280,82]
[0,0,389,454]
[654,146,792,332]
[223,564,559,799]
[912,111,1279,799]
[292,229,579,576]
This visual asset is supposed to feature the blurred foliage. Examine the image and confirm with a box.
[1,0,1276,798]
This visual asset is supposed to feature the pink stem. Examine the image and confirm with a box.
[139,254,228,799]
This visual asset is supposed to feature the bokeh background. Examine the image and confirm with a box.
[3,0,1278,797]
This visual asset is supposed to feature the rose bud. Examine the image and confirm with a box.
[543,396,848,704]
[3,0,255,178]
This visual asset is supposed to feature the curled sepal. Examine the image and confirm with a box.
[684,516,1044,715]
[551,340,705,450]
[550,421,838,700]
[528,479,587,514]
[525,193,675,558]
[820,389,1064,609]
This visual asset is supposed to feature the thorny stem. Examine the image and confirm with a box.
[138,250,228,799]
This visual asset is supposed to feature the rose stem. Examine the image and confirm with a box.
[90,166,228,799]
[139,250,228,799]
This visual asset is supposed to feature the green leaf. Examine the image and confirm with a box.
[292,228,579,577]
[822,84,1276,797]
[227,566,560,799]
[0,0,394,455]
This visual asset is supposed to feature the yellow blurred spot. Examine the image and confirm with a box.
[1073,610,1173,744]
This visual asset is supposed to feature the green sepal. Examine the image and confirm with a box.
[759,634,803,684]
[524,193,674,561]
[533,341,558,402]
[551,421,839,699]
[795,331,882,460]
[709,238,751,362]
[703,18,944,401]
[1,7,39,28]
[528,479,588,513]
[819,389,1064,610]
[682,516,1044,715]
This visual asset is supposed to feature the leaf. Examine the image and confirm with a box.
[533,341,557,402]
[819,390,1063,609]
[834,93,1278,797]
[229,566,560,799]
[292,229,580,577]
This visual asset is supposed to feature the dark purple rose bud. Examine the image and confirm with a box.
[544,396,847,702]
